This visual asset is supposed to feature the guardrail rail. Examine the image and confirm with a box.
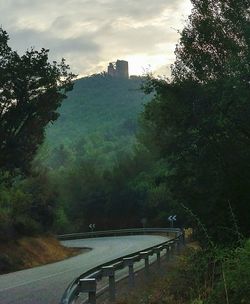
[59,228,185,304]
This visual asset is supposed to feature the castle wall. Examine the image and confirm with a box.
[107,60,129,78]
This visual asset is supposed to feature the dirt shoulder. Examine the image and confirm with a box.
[0,235,87,274]
[97,242,198,304]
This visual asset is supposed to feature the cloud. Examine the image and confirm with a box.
[9,28,99,56]
[1,0,192,76]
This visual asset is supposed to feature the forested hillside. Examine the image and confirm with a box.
[41,74,149,169]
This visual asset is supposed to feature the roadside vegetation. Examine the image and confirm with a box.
[0,27,77,270]
[115,1,250,302]
[116,240,250,304]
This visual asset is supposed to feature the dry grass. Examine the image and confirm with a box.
[0,236,83,274]
[98,243,200,304]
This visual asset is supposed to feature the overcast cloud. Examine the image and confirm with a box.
[1,0,192,76]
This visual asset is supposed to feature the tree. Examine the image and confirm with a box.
[0,28,75,173]
[173,0,250,83]
[141,0,250,242]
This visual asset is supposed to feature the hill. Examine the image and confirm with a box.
[40,74,149,169]
[0,236,83,274]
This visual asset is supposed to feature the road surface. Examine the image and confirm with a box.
[0,235,168,304]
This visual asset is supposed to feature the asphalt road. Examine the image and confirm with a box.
[0,235,168,304]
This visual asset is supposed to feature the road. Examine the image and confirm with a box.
[0,235,168,304]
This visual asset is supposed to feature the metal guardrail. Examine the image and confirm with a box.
[58,227,182,240]
[59,228,185,304]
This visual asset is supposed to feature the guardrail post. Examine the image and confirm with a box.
[163,244,169,260]
[102,266,116,302]
[153,247,161,267]
[176,238,181,254]
[174,241,177,254]
[182,231,186,246]
[140,251,150,276]
[168,241,174,258]
[157,251,161,267]
[175,239,179,253]
[79,278,97,304]
[123,258,135,288]
[128,263,134,288]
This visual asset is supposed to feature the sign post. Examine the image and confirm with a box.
[140,218,147,234]
[140,218,147,229]
[168,215,177,228]
[89,224,96,233]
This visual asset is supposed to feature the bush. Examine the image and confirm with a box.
[0,174,32,239]
[0,170,59,240]
[53,208,71,234]
[168,241,250,304]
[208,240,250,304]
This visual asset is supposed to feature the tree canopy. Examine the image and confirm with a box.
[173,0,250,83]
[141,0,250,243]
[0,28,75,173]
[40,74,148,171]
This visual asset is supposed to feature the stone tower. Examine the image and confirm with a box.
[107,60,129,78]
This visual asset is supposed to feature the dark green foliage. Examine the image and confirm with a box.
[0,28,75,173]
[200,240,250,304]
[140,0,250,242]
[173,0,250,83]
[0,28,75,239]
[0,170,58,239]
[50,147,179,233]
[46,74,146,145]
[0,172,31,240]
[164,241,250,304]
[42,74,149,169]
[35,74,158,233]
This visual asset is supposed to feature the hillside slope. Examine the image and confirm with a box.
[42,74,149,168]
[0,236,82,274]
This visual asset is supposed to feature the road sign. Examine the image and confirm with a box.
[89,224,96,231]
[168,215,177,222]
[168,215,177,228]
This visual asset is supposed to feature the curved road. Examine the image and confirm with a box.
[0,235,168,304]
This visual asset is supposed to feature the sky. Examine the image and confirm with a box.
[0,0,192,77]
